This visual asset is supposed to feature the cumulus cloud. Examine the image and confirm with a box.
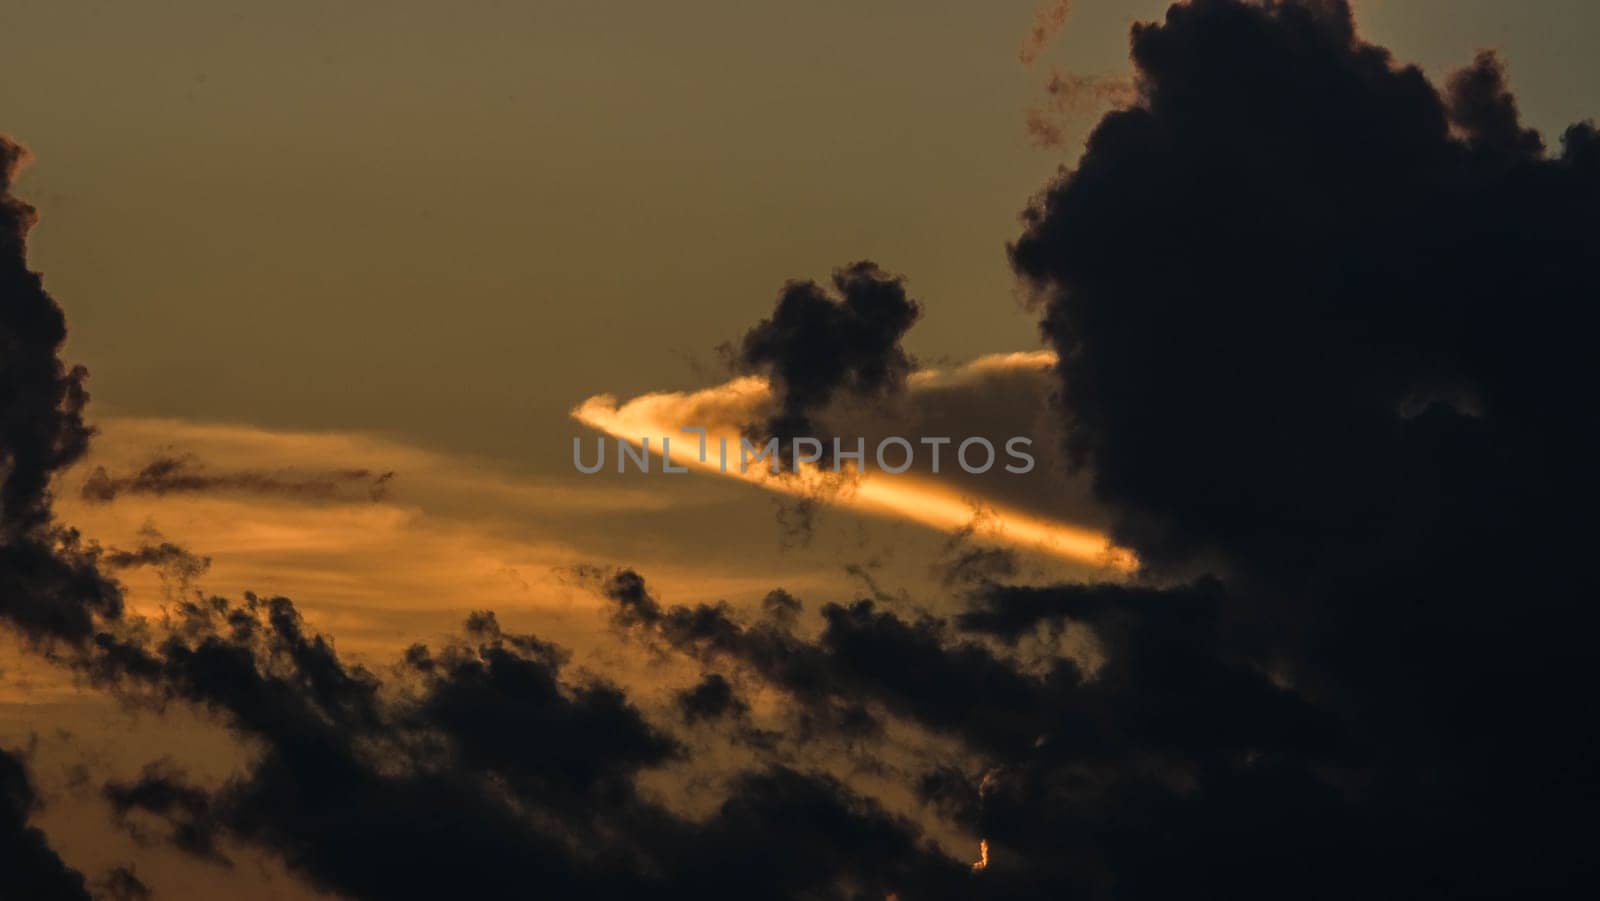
[1001,0,1600,893]
[578,2,1600,895]
[734,260,921,459]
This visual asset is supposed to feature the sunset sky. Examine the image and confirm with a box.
[4,0,1596,460]
[3,2,1599,899]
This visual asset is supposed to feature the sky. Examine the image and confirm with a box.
[2,0,1595,464]
[2,2,1599,899]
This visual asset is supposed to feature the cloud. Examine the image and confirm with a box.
[599,568,1068,759]
[734,260,921,459]
[100,530,212,595]
[1019,1,1073,66]
[90,593,971,900]
[81,455,394,505]
[1001,0,1600,894]
[573,351,1135,571]
[931,513,1019,588]
[0,143,124,897]
[0,135,125,645]
[0,137,93,539]
[569,2,1600,895]
[1025,69,1137,148]
[0,746,90,900]
[104,759,228,863]
[674,673,749,725]
[46,415,864,667]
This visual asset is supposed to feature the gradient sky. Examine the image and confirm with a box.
[2,3,1598,898]
[2,0,1595,468]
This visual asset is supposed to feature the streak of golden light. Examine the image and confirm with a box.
[972,839,990,872]
[571,356,1137,572]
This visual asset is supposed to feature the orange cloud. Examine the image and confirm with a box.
[572,352,1137,572]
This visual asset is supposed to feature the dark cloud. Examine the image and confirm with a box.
[603,568,1063,758]
[596,565,1359,896]
[736,261,921,458]
[105,759,228,863]
[0,135,124,644]
[101,534,211,597]
[0,137,93,539]
[96,866,152,901]
[0,136,121,898]
[759,587,802,628]
[602,569,886,743]
[998,0,1600,894]
[583,3,1600,895]
[92,593,968,900]
[81,455,395,504]
[675,673,749,725]
[0,747,90,901]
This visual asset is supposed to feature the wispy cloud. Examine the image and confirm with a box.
[573,352,1135,571]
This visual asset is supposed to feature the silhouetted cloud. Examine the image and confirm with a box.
[82,455,395,504]
[0,137,124,898]
[1000,0,1600,894]
[90,593,970,900]
[674,673,749,725]
[0,747,90,901]
[101,533,212,596]
[0,135,124,644]
[603,568,1069,758]
[736,261,920,459]
[104,759,229,864]
[0,137,92,538]
[578,2,1600,895]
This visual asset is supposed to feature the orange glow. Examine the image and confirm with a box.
[571,356,1137,572]
[972,839,990,872]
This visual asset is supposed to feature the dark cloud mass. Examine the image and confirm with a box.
[675,673,749,725]
[596,1,1600,895]
[0,138,92,538]
[0,136,123,645]
[1000,0,1600,895]
[91,595,970,900]
[0,747,90,901]
[0,135,114,899]
[737,260,921,453]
